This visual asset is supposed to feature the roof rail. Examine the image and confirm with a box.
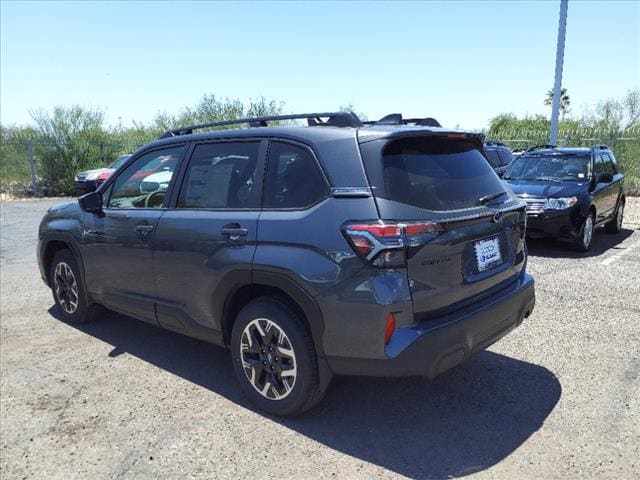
[526,144,558,152]
[159,111,362,138]
[363,113,442,128]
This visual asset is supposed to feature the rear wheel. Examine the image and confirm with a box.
[575,212,595,252]
[230,297,326,416]
[605,200,624,234]
[50,249,101,323]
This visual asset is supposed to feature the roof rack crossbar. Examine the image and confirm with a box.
[159,112,362,138]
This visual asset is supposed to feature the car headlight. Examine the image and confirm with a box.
[544,197,578,210]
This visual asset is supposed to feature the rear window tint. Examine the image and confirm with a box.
[381,137,507,211]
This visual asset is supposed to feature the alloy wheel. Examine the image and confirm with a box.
[240,318,297,400]
[582,215,594,248]
[54,261,79,314]
[617,203,624,230]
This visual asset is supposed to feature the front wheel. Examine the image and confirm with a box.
[50,249,101,323]
[575,213,595,252]
[230,297,326,416]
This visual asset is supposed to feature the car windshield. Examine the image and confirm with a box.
[504,154,591,182]
[108,155,130,169]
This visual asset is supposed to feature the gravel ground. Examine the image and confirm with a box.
[1,197,639,480]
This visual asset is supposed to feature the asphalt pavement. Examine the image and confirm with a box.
[1,197,638,479]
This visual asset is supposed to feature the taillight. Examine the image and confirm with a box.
[342,221,440,267]
[97,171,112,183]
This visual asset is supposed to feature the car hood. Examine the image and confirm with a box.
[504,179,587,198]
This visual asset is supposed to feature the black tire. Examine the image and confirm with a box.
[230,296,326,416]
[605,199,625,234]
[49,249,101,324]
[574,212,595,252]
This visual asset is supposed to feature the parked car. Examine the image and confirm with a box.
[39,111,535,416]
[503,144,625,251]
[74,154,131,195]
[484,141,514,176]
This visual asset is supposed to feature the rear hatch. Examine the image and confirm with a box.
[358,132,527,320]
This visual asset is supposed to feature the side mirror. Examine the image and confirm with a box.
[598,172,614,184]
[79,191,103,214]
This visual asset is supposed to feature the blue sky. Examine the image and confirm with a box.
[1,1,638,129]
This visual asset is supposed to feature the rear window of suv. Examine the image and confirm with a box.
[379,137,507,211]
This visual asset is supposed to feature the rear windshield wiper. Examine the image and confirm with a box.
[477,191,507,205]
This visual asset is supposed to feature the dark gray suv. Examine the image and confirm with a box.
[38,112,535,416]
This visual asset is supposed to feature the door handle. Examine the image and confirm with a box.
[221,224,248,241]
[134,224,155,238]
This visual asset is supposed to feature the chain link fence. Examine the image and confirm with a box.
[1,140,143,196]
[2,129,639,197]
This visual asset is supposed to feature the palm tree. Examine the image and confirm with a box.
[544,88,571,119]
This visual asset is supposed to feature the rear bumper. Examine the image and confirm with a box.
[327,273,535,378]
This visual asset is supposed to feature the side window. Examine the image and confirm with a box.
[264,141,328,209]
[178,142,261,209]
[497,149,513,166]
[108,146,185,209]
[485,150,500,167]
[603,153,617,174]
[595,154,608,175]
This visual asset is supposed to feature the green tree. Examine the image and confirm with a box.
[581,88,640,131]
[30,106,109,194]
[544,88,571,119]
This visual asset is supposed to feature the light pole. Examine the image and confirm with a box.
[549,0,569,145]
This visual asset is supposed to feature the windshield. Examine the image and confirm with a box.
[379,137,507,211]
[504,154,591,182]
[108,155,130,169]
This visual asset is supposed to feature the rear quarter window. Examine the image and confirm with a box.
[379,137,507,211]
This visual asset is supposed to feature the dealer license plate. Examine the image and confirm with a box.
[474,237,502,272]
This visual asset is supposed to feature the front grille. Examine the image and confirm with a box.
[521,198,545,216]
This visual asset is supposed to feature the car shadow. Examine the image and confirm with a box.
[49,306,561,479]
[526,227,634,259]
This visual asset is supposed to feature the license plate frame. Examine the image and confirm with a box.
[474,237,502,272]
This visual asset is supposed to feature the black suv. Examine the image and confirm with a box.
[503,144,625,251]
[484,141,514,176]
[38,112,535,416]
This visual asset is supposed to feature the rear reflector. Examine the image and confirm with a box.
[385,312,396,345]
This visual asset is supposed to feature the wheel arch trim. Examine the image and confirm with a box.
[220,270,326,357]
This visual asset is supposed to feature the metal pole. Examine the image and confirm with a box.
[550,0,569,145]
[27,139,37,195]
